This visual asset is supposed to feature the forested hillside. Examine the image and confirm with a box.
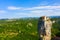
[0,17,59,40]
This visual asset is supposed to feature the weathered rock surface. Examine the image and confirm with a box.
[38,16,52,40]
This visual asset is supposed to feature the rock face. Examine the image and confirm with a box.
[38,16,52,40]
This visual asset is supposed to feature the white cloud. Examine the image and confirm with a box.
[8,6,23,10]
[16,8,60,17]
[0,10,6,13]
[23,6,60,10]
[7,6,60,17]
[23,6,60,16]
[15,10,52,17]
[8,6,60,10]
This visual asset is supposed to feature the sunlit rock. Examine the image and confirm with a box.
[38,16,52,40]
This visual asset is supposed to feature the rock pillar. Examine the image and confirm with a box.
[38,16,52,40]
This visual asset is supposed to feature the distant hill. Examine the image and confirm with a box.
[50,16,60,18]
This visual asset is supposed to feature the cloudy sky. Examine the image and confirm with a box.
[0,0,60,19]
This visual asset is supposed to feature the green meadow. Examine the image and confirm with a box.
[0,17,59,40]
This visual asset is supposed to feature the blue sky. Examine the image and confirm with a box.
[0,0,60,19]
